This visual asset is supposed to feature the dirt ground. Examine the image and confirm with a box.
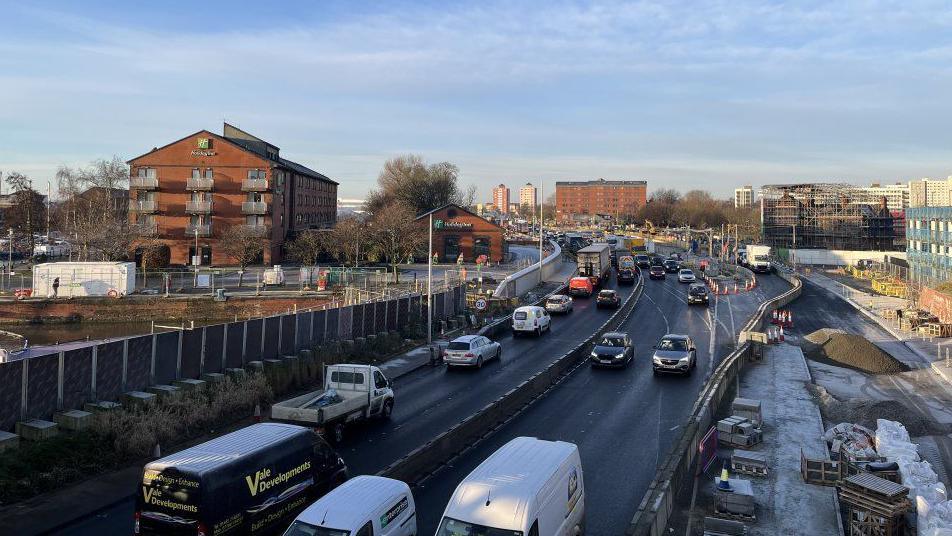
[802,328,910,374]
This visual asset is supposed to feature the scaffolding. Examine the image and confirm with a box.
[760,184,899,251]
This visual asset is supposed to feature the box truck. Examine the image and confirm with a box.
[576,244,611,287]
[747,245,772,273]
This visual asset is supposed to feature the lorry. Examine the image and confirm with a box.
[617,252,635,271]
[746,245,772,273]
[576,244,612,287]
[270,364,395,443]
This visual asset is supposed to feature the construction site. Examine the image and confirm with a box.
[760,183,901,251]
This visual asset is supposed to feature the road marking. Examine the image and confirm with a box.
[725,294,736,339]
[643,291,670,333]
[709,295,718,357]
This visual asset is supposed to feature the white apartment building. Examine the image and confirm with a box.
[909,177,952,208]
[734,185,754,208]
[518,182,537,211]
[860,183,909,212]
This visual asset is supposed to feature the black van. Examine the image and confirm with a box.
[135,423,347,536]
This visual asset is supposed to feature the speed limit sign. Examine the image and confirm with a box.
[475,298,488,311]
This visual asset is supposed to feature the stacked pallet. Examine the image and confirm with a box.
[837,473,910,536]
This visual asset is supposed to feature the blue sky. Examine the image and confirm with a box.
[2,1,952,200]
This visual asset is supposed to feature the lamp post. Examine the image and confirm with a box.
[538,181,544,284]
[427,213,433,345]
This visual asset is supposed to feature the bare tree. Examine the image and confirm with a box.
[320,216,366,266]
[218,225,264,287]
[286,230,327,266]
[4,172,45,260]
[366,154,474,215]
[370,203,425,282]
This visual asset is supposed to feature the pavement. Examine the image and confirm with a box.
[729,343,840,536]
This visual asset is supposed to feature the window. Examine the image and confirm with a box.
[330,371,365,385]
[355,521,373,536]
[204,168,213,179]
[374,371,388,389]
[191,168,201,179]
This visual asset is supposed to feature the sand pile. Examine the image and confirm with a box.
[802,329,910,374]
[808,384,949,437]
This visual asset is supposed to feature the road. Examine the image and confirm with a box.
[61,252,622,536]
[408,271,792,535]
[397,244,543,283]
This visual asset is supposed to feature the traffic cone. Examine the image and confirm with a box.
[154,443,161,458]
[771,310,778,324]
[253,404,262,423]
[779,325,785,342]
[718,461,732,490]
[788,311,794,327]
[734,283,738,294]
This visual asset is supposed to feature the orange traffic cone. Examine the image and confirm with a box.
[788,311,794,327]
[734,283,738,294]
[253,404,262,423]
[779,325,785,342]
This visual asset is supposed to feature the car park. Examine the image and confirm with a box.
[634,254,651,268]
[648,265,665,279]
[590,332,633,368]
[568,276,594,297]
[678,269,696,283]
[513,305,552,336]
[687,283,709,305]
[436,437,585,536]
[617,268,636,284]
[545,294,574,314]
[443,335,501,368]
[283,476,415,536]
[652,334,697,375]
[595,289,620,308]
[663,259,680,273]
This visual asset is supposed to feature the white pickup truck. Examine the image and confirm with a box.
[270,364,395,443]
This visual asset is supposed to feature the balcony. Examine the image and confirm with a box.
[186,177,214,191]
[242,201,269,215]
[130,177,159,190]
[241,178,269,191]
[244,224,270,237]
[130,200,158,213]
[185,224,212,237]
[185,200,213,214]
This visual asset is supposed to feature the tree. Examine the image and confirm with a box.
[320,216,366,266]
[286,230,327,266]
[365,154,474,215]
[4,172,46,260]
[370,203,425,282]
[218,225,264,287]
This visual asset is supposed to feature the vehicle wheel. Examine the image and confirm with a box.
[382,400,394,419]
[653,369,659,376]
[496,347,501,360]
[477,356,484,369]
[536,327,541,337]
[332,423,345,444]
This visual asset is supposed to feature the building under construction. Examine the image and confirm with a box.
[761,183,899,251]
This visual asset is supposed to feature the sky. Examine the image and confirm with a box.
[2,1,952,201]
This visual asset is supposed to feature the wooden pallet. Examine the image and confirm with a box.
[712,510,756,523]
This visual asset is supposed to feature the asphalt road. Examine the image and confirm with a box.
[409,271,792,535]
[61,257,628,536]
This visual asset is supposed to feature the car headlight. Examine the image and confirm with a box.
[652,356,661,363]
[679,356,691,363]
[591,351,599,358]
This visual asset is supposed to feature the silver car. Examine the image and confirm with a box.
[545,294,574,314]
[443,335,502,368]
[652,334,697,375]
[678,269,696,283]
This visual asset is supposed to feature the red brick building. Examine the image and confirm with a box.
[416,204,507,263]
[555,179,647,223]
[127,123,337,265]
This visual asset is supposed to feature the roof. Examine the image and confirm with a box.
[146,423,306,474]
[603,332,627,338]
[445,437,576,531]
[295,476,408,529]
[554,179,647,187]
[452,335,481,342]
[661,334,689,340]
[413,204,505,231]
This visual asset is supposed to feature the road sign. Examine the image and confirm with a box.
[474,298,488,311]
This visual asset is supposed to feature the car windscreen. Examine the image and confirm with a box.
[635,256,648,261]
[514,311,528,320]
[658,339,688,351]
[547,296,566,304]
[284,521,350,536]
[600,337,625,347]
[598,291,615,298]
[447,342,471,350]
[680,270,693,275]
[690,286,707,295]
[436,516,523,536]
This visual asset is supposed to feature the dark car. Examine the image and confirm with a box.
[663,259,680,273]
[648,265,666,279]
[634,254,651,268]
[617,269,636,284]
[590,332,633,368]
[596,289,621,308]
[688,283,709,305]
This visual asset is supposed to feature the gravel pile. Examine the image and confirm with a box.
[808,384,949,437]
[801,329,910,374]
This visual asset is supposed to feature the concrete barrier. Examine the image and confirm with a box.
[493,240,568,299]
[627,270,802,535]
[380,272,646,485]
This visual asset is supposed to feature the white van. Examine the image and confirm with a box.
[512,306,551,337]
[435,437,585,536]
[284,475,416,536]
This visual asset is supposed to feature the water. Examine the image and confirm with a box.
[0,321,185,352]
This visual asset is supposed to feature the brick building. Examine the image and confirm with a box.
[416,204,507,263]
[492,184,511,214]
[127,123,337,265]
[555,179,647,223]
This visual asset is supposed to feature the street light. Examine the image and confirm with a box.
[427,212,433,345]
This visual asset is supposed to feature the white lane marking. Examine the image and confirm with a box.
[643,291,670,333]
[709,294,718,357]
[725,294,737,339]
[655,282,732,336]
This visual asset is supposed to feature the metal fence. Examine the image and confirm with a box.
[0,285,467,432]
